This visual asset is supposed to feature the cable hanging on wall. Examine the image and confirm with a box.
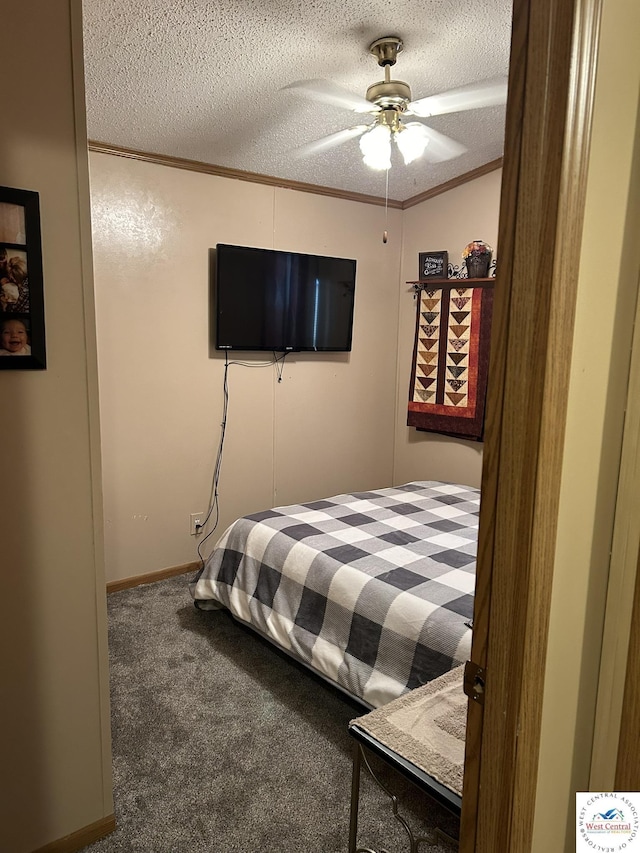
[195,351,289,567]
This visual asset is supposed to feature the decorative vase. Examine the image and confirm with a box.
[465,255,491,278]
[463,240,492,279]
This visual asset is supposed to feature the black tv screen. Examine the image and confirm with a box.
[214,244,356,352]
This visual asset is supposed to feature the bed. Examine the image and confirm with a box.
[190,480,479,708]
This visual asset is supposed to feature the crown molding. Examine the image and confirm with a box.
[88,140,502,210]
[401,158,503,209]
[87,141,404,208]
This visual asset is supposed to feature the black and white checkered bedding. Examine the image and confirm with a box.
[190,481,479,708]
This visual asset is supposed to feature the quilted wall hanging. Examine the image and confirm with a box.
[407,281,495,441]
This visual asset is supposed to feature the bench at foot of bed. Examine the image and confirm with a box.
[348,664,466,852]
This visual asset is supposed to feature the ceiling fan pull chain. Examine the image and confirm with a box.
[383,168,389,243]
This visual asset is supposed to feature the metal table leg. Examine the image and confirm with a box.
[349,740,458,852]
[348,741,362,853]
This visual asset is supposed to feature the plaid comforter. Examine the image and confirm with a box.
[191,481,479,708]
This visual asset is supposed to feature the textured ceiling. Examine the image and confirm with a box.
[81,0,513,203]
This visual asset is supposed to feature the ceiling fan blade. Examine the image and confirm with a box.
[404,123,468,162]
[407,76,508,118]
[282,79,379,114]
[293,125,370,159]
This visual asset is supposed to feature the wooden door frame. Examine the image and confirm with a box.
[459,0,602,849]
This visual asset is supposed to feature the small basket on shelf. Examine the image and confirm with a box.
[462,240,493,278]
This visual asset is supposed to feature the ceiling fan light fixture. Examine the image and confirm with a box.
[286,36,503,173]
[395,123,429,164]
[359,123,392,171]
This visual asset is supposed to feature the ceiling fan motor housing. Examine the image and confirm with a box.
[366,79,411,110]
[367,37,411,110]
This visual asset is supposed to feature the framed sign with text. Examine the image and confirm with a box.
[418,250,448,280]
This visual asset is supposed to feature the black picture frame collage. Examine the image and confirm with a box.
[0,185,45,369]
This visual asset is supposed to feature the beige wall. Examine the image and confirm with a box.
[91,154,502,584]
[532,0,640,848]
[0,2,112,852]
[90,154,403,583]
[394,170,502,488]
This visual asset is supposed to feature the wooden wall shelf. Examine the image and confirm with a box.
[406,277,496,285]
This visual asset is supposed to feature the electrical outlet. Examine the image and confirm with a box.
[190,512,204,535]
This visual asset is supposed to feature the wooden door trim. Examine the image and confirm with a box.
[460,0,602,850]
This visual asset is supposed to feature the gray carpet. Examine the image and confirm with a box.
[83,574,459,852]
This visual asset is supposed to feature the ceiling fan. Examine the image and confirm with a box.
[285,36,508,171]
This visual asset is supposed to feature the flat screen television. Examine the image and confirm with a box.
[214,243,356,352]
